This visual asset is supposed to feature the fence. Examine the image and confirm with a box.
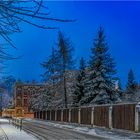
[112,104,136,131]
[34,103,140,132]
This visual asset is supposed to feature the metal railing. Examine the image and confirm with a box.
[11,117,23,130]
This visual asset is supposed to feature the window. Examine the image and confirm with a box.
[24,99,27,106]
[24,89,27,96]
[17,87,22,94]
[16,99,21,106]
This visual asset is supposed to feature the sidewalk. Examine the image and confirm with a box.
[0,119,37,140]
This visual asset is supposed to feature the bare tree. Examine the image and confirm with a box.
[0,0,75,47]
[0,1,75,74]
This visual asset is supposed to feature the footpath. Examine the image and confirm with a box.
[0,118,37,140]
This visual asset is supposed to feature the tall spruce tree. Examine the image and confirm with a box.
[72,57,86,106]
[83,27,117,104]
[40,32,75,108]
[40,46,62,103]
[40,46,62,86]
[126,69,137,94]
[58,31,75,108]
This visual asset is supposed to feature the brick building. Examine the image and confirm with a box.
[14,80,46,117]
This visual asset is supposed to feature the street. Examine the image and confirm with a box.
[0,118,107,140]
[22,119,107,140]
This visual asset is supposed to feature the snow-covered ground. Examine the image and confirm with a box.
[1,118,140,140]
[0,118,38,140]
[25,118,140,140]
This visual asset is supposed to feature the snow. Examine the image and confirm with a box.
[0,119,38,140]
[0,119,8,123]
[1,118,139,140]
[87,129,97,135]
[25,119,140,140]
[74,127,89,132]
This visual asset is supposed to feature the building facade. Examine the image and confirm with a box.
[14,81,46,117]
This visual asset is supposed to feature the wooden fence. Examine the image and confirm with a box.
[112,104,136,131]
[34,103,140,132]
[94,106,109,128]
[81,107,91,125]
[71,108,79,123]
[47,110,50,120]
[51,110,55,121]
[63,109,69,122]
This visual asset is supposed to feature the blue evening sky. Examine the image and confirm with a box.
[6,1,140,87]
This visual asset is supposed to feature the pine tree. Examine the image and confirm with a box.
[40,32,75,108]
[40,47,62,99]
[72,57,86,106]
[126,69,137,94]
[40,47,61,83]
[58,31,75,108]
[29,88,52,111]
[83,27,117,105]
